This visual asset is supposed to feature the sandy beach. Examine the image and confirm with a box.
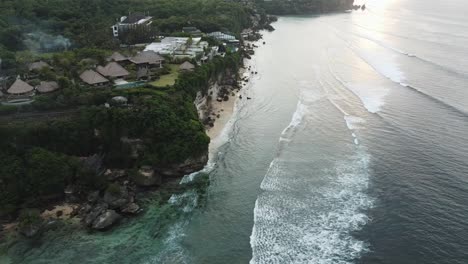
[41,204,79,220]
[206,90,239,140]
[206,64,251,142]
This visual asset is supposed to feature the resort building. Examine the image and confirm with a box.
[179,61,195,72]
[130,51,165,68]
[112,13,153,37]
[207,31,240,51]
[182,27,203,37]
[97,62,130,79]
[207,32,238,42]
[7,79,34,95]
[28,61,51,72]
[108,52,129,63]
[36,81,60,93]
[144,37,209,59]
[79,70,109,86]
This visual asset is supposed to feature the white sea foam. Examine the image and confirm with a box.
[344,115,366,130]
[251,94,372,263]
[347,83,389,113]
[250,152,373,264]
[281,102,308,136]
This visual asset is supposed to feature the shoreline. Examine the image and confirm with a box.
[1,22,266,247]
[206,66,247,141]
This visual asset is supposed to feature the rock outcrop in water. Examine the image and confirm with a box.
[91,210,121,230]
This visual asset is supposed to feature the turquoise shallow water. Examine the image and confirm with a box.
[4,0,468,263]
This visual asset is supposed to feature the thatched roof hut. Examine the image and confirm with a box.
[97,62,129,78]
[7,79,34,94]
[179,61,195,72]
[108,52,128,62]
[29,61,51,72]
[79,70,109,85]
[130,51,165,65]
[36,81,60,93]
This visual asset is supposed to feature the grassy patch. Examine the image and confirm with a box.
[150,64,179,87]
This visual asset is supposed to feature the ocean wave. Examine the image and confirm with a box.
[328,66,390,114]
[399,84,468,117]
[250,152,373,264]
[332,34,468,116]
[348,29,468,78]
[250,89,373,263]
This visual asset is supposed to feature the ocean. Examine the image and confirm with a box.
[4,0,468,263]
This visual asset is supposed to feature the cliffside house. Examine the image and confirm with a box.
[182,27,203,37]
[7,79,34,95]
[130,51,165,68]
[36,81,60,93]
[112,13,153,37]
[179,61,195,72]
[97,62,130,79]
[79,70,110,86]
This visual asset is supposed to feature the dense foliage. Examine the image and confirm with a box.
[0,0,352,220]
[0,0,251,55]
[0,53,243,217]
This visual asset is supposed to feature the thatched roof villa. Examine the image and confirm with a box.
[7,79,34,95]
[97,62,129,78]
[79,70,109,86]
[179,61,195,72]
[36,81,60,93]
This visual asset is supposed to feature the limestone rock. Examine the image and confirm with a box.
[121,203,141,214]
[91,210,121,230]
[133,166,161,187]
[84,203,108,226]
[103,185,129,209]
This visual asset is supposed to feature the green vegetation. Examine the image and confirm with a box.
[0,0,352,223]
[0,52,241,217]
[150,64,180,87]
[0,0,251,64]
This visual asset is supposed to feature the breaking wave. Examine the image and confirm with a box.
[250,92,373,263]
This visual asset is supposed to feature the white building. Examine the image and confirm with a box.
[144,37,209,59]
